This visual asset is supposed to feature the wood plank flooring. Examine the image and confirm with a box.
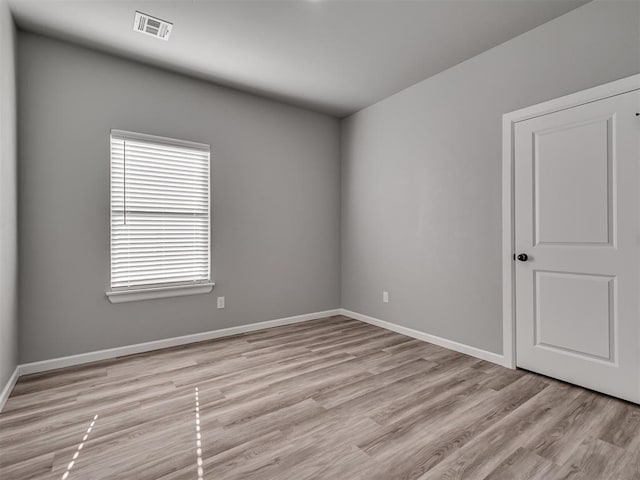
[1,315,639,479]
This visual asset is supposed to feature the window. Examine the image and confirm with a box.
[107,130,212,303]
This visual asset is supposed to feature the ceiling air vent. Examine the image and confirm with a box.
[133,11,172,41]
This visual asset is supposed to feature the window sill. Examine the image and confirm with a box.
[106,283,214,304]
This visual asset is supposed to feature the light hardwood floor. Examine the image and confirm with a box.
[1,315,640,479]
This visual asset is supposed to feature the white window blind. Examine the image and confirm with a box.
[110,130,211,292]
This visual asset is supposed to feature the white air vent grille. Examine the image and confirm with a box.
[133,11,172,41]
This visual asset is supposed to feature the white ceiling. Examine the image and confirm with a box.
[9,0,588,117]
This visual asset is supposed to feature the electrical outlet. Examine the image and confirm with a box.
[383,291,389,303]
[217,296,225,309]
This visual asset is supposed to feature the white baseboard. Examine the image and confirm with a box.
[5,307,509,410]
[18,309,341,376]
[340,309,511,368]
[0,366,20,412]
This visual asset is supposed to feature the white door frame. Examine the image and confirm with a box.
[501,74,640,369]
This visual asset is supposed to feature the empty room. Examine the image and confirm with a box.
[1,0,639,478]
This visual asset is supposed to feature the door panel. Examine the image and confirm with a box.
[515,89,639,403]
[534,116,613,245]
[534,271,614,361]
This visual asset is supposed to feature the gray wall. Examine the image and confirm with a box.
[18,32,341,363]
[0,0,18,389]
[341,0,640,354]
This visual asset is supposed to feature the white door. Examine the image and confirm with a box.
[514,89,640,403]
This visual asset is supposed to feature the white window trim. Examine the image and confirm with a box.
[110,129,210,151]
[107,282,214,304]
[106,129,213,303]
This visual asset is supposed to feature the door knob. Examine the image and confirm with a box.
[517,253,528,262]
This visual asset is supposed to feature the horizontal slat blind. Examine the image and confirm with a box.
[110,131,210,290]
